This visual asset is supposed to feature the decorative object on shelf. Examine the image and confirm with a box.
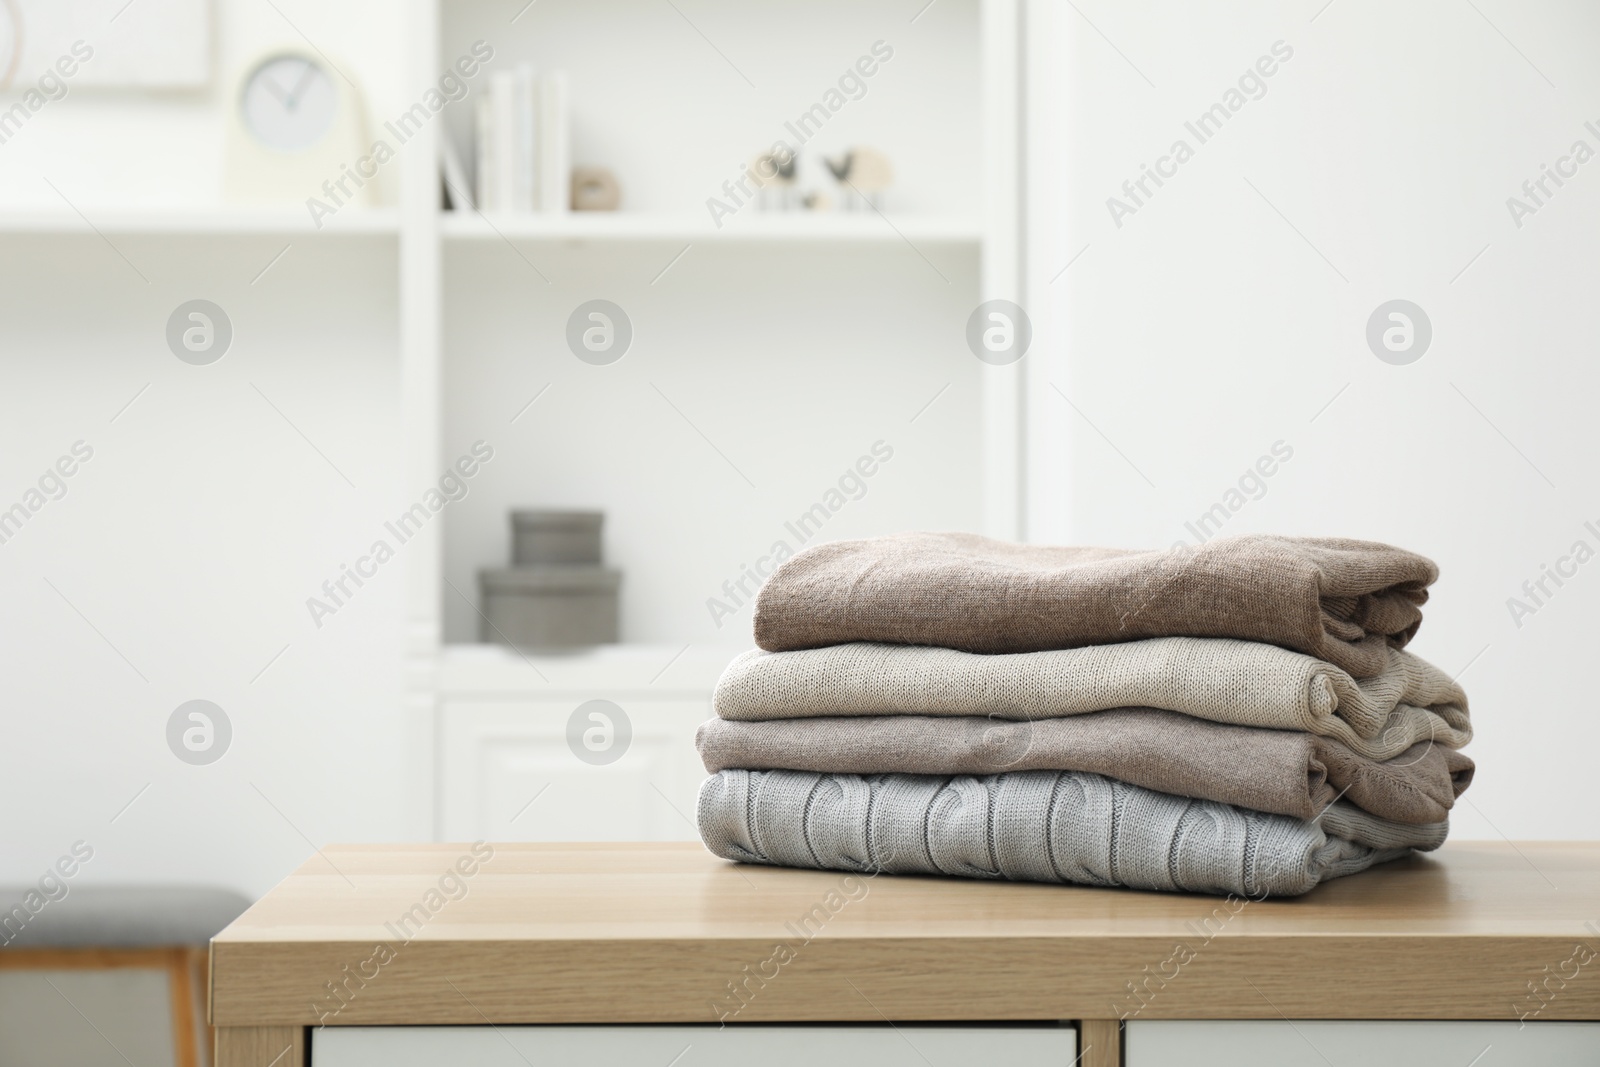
[478,509,620,650]
[750,149,797,211]
[738,146,891,214]
[479,567,620,650]
[825,146,893,211]
[474,62,570,214]
[224,48,369,207]
[570,166,620,211]
[0,0,210,88]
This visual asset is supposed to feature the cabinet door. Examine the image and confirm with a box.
[438,698,710,842]
[316,1024,1077,1067]
[1126,1020,1600,1066]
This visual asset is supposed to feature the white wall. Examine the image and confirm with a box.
[0,231,409,897]
[0,1,414,900]
[1027,0,1600,840]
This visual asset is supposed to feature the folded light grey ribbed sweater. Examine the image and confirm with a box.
[696,710,1474,825]
[698,769,1413,898]
[714,638,1470,760]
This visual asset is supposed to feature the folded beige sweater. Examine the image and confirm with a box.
[695,708,1474,825]
[715,638,1471,760]
[752,533,1437,678]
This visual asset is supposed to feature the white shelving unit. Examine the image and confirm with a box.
[397,0,1025,840]
[439,210,985,244]
[0,208,402,236]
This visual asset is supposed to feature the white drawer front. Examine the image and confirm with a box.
[439,698,710,842]
[315,1025,1076,1067]
[1127,1020,1600,1066]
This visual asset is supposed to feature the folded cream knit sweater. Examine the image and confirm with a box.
[698,768,1417,898]
[715,638,1470,761]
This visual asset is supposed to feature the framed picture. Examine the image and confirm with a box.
[0,0,211,89]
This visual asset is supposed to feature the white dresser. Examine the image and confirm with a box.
[434,644,734,843]
[316,1024,1078,1067]
[1127,1020,1596,1065]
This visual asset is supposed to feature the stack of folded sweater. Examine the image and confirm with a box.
[696,532,1474,898]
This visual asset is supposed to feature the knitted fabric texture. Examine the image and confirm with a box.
[695,710,1473,824]
[1319,802,1448,852]
[752,533,1436,678]
[714,638,1470,759]
[697,769,1412,898]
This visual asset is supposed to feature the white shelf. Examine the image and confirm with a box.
[0,207,401,236]
[439,210,984,245]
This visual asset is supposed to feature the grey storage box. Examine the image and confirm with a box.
[478,566,620,650]
[512,510,604,566]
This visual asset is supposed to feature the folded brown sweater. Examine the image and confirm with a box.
[752,533,1437,678]
[695,708,1474,825]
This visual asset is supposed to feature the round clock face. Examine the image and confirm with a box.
[240,54,338,153]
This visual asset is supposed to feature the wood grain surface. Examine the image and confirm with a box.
[214,1025,303,1067]
[210,842,1600,1028]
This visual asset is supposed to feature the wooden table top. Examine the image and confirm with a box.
[209,841,1600,1027]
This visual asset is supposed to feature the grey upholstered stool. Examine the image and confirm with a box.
[0,885,253,1067]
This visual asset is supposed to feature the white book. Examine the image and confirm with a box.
[489,70,518,212]
[514,63,538,213]
[538,71,569,213]
[474,93,494,211]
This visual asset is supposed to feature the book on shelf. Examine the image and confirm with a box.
[439,129,473,210]
[466,62,571,214]
[474,88,495,210]
[514,65,536,212]
[537,71,569,214]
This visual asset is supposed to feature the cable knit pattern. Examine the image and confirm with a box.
[698,769,1411,898]
[714,638,1470,759]
[751,533,1437,678]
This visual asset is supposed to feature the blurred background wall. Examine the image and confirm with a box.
[1,0,1595,901]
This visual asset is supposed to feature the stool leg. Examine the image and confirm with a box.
[195,947,214,1067]
[168,947,198,1067]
